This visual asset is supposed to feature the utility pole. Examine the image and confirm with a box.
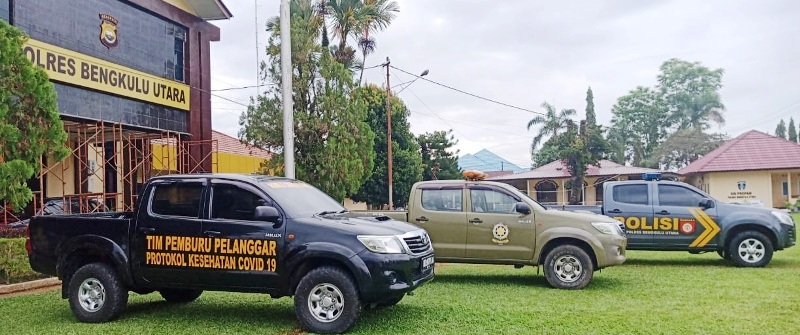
[385,57,393,209]
[280,0,295,178]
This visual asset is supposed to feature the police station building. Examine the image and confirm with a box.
[2,0,230,213]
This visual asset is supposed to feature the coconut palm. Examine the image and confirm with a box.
[673,92,726,130]
[527,102,577,149]
[357,0,398,83]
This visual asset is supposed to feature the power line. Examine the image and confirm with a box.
[211,84,275,92]
[390,65,545,116]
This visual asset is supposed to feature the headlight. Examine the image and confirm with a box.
[357,235,406,254]
[592,222,621,235]
[771,211,795,226]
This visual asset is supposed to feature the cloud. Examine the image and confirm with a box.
[210,0,800,169]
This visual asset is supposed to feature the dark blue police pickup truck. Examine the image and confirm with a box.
[549,174,795,267]
[26,174,434,334]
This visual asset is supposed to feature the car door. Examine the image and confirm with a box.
[607,183,654,248]
[465,185,536,261]
[131,178,207,286]
[411,186,467,259]
[199,179,285,289]
[654,184,720,249]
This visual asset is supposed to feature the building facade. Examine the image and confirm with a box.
[4,0,230,212]
[680,130,800,209]
[490,159,671,205]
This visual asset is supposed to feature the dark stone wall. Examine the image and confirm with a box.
[12,0,188,133]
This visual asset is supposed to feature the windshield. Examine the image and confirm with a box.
[259,180,346,218]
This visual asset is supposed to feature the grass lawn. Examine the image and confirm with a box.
[2,221,798,334]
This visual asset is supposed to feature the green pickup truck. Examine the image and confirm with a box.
[549,174,797,267]
[364,180,627,289]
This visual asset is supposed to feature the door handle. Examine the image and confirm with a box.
[415,216,429,223]
[657,210,670,215]
[138,227,155,235]
[468,218,483,224]
[607,209,621,214]
[204,230,222,237]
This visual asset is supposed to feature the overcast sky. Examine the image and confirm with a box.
[209,0,800,170]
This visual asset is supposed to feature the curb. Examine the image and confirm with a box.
[0,277,61,295]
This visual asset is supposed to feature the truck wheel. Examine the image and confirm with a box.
[716,250,731,260]
[159,289,203,303]
[728,231,773,267]
[68,263,128,323]
[294,266,362,334]
[543,245,593,290]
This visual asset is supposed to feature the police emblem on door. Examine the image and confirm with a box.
[99,14,119,48]
[737,181,746,190]
[492,223,509,245]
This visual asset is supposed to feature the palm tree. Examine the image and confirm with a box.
[673,92,726,130]
[527,101,577,149]
[357,0,399,83]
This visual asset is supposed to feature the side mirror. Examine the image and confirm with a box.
[699,198,714,209]
[254,206,281,223]
[514,202,532,215]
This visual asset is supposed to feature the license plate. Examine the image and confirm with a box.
[421,255,434,272]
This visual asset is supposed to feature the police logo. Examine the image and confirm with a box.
[99,14,119,48]
[492,223,509,245]
[737,181,746,190]
[679,219,696,235]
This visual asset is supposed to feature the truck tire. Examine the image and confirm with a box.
[294,266,362,334]
[68,263,128,323]
[543,245,593,290]
[159,289,203,303]
[716,250,731,260]
[728,231,773,267]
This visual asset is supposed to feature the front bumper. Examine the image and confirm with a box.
[354,249,435,303]
[597,234,627,268]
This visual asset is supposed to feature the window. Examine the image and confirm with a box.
[211,184,268,221]
[534,180,558,204]
[420,189,462,212]
[658,185,704,207]
[470,189,518,213]
[595,178,617,204]
[612,184,648,205]
[150,183,204,217]
[0,0,9,22]
[782,181,789,196]
[173,31,185,82]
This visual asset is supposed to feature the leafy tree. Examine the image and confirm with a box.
[418,130,460,181]
[349,85,421,208]
[788,117,798,143]
[657,58,724,128]
[775,119,787,139]
[645,128,728,170]
[608,86,668,167]
[325,0,398,70]
[583,87,608,161]
[240,7,375,202]
[0,21,68,208]
[527,102,576,155]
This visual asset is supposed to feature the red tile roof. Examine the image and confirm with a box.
[212,130,272,159]
[489,159,661,181]
[679,130,800,174]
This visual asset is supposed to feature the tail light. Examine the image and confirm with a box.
[25,225,32,255]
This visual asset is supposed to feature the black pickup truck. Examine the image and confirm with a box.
[26,174,434,334]
[549,174,796,267]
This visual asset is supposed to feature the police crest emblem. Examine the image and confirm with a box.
[99,14,119,48]
[492,223,509,245]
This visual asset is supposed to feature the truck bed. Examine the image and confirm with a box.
[28,212,134,277]
[545,205,603,214]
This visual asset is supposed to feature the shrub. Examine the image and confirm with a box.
[0,238,49,284]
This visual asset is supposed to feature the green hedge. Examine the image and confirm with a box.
[0,238,49,284]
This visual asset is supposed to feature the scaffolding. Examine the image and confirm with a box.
[32,120,217,215]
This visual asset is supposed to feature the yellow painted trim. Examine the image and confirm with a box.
[23,39,190,110]
[162,0,197,16]
[688,208,720,248]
